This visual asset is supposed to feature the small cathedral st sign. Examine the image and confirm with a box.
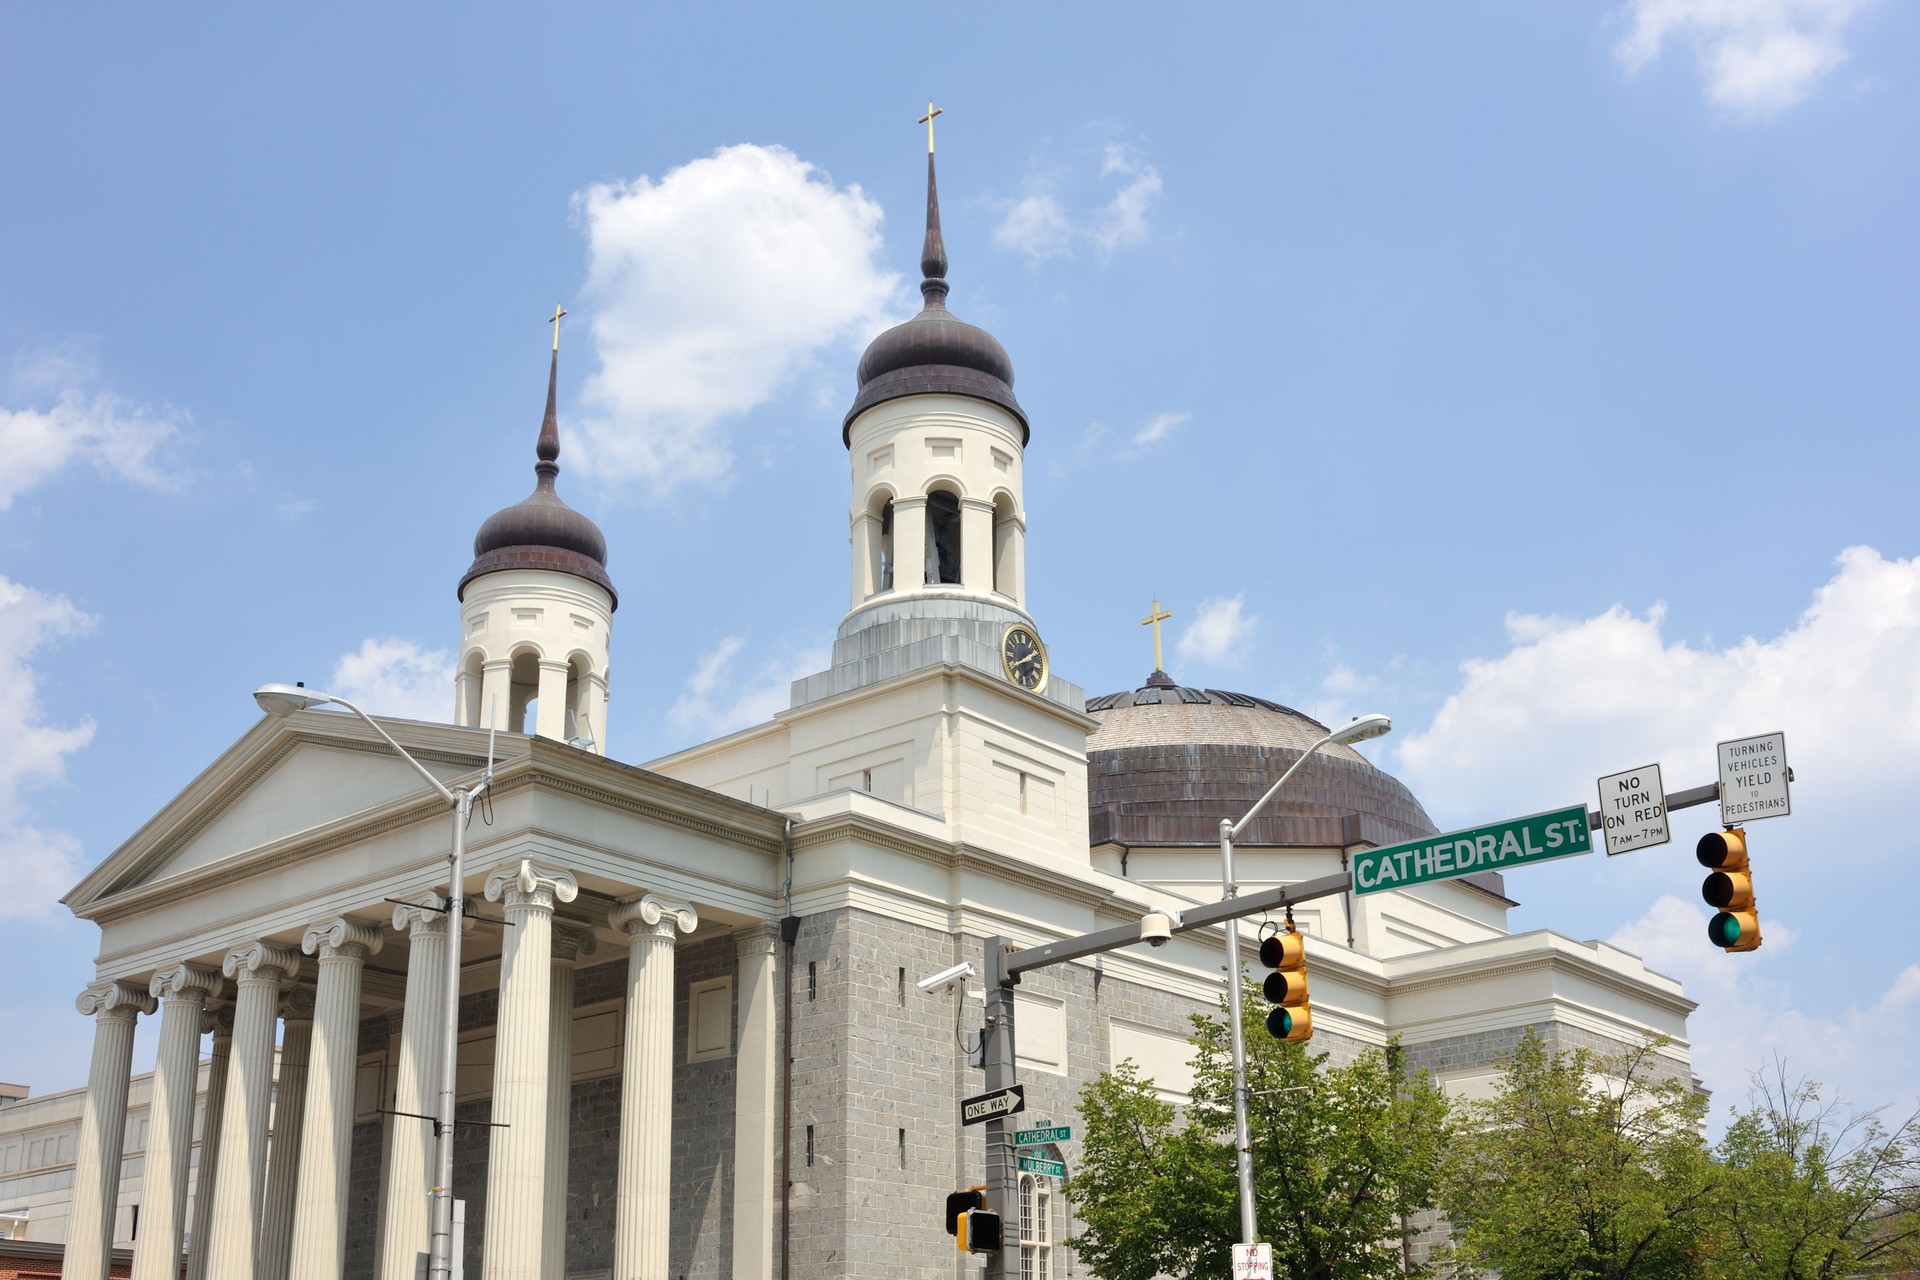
[1351,804,1592,896]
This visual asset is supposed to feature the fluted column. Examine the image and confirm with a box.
[610,895,698,1280]
[288,918,384,1280]
[206,942,302,1280]
[376,895,457,1280]
[256,988,316,1280]
[542,923,596,1280]
[732,927,778,1280]
[63,980,155,1280]
[132,964,224,1280]
[186,1005,235,1280]
[481,860,578,1280]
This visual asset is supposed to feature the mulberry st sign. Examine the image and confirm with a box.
[1351,804,1593,896]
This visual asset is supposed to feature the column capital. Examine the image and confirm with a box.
[959,495,996,514]
[552,921,599,964]
[150,962,224,1004]
[893,494,929,511]
[302,916,386,961]
[200,1002,236,1037]
[734,924,780,959]
[75,978,156,1020]
[485,857,579,911]
[391,890,474,937]
[223,940,302,985]
[280,985,317,1023]
[611,894,698,938]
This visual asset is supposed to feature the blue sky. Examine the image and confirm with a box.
[3,4,1916,1127]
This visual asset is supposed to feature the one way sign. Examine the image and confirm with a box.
[961,1085,1026,1126]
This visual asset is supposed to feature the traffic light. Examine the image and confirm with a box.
[945,1187,1001,1254]
[1698,827,1761,952]
[1258,916,1312,1041]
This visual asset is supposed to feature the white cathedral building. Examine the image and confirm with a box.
[4,147,1695,1280]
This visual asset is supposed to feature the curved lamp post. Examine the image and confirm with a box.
[1219,712,1392,1247]
[253,683,484,1280]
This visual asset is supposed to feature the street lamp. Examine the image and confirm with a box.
[252,683,486,1280]
[1218,712,1391,1247]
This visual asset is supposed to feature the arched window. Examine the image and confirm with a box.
[1019,1172,1053,1280]
[925,490,961,585]
[879,500,894,591]
[507,650,540,734]
[564,655,594,747]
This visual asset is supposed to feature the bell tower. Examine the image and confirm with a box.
[453,312,616,752]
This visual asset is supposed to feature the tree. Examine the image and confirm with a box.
[1068,991,1452,1280]
[1437,1032,1718,1280]
[1711,1059,1920,1279]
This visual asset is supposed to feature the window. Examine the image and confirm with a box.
[687,977,733,1063]
[1019,1173,1052,1280]
[925,490,961,584]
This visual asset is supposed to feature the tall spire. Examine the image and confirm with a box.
[537,303,564,482]
[920,152,950,309]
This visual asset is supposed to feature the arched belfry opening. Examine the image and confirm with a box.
[507,649,541,735]
[925,489,962,585]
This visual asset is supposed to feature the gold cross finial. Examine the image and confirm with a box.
[918,101,943,154]
[1142,598,1173,673]
[549,303,567,353]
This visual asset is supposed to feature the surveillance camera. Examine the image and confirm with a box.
[917,961,975,993]
[1140,907,1181,948]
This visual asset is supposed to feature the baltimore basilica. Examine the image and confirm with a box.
[4,132,1695,1280]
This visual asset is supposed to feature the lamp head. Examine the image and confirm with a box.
[1330,713,1392,746]
[253,682,332,718]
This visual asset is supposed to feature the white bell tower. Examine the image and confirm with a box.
[454,314,616,753]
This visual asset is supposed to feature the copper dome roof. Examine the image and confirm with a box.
[458,350,616,606]
[844,153,1027,444]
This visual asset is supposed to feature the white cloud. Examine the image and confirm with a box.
[1395,546,1920,830]
[1609,895,1920,1114]
[0,388,186,509]
[1613,0,1870,116]
[1130,410,1190,452]
[330,637,453,723]
[669,634,829,740]
[994,142,1164,265]
[570,144,904,492]
[1176,594,1260,668]
[0,577,97,917]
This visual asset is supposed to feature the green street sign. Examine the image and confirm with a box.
[1018,1154,1066,1179]
[1351,804,1592,897]
[1014,1125,1070,1147]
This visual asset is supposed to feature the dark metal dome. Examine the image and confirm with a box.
[844,153,1027,444]
[1084,671,1507,900]
[458,350,616,606]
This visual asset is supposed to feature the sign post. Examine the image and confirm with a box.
[1718,732,1790,825]
[1597,764,1669,855]
[1350,805,1592,896]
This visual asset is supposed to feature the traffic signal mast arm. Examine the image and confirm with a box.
[1585,778,1721,831]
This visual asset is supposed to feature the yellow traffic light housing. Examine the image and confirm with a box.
[1258,916,1313,1041]
[1698,828,1761,952]
[945,1186,984,1247]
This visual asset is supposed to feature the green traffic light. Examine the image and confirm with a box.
[1708,913,1743,948]
[1266,1008,1293,1039]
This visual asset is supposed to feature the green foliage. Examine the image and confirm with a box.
[1710,1060,1920,1279]
[1437,1033,1719,1280]
[1068,989,1452,1280]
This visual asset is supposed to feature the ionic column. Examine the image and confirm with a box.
[206,942,302,1280]
[289,919,384,1280]
[610,895,698,1280]
[481,860,578,1280]
[731,927,778,1280]
[64,980,156,1280]
[132,964,224,1280]
[256,988,315,1280]
[185,1005,235,1280]
[376,895,457,1280]
[542,923,596,1280]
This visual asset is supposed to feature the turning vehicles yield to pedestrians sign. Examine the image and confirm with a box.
[1718,732,1790,824]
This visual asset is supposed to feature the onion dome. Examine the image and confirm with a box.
[1084,671,1511,902]
[844,153,1027,444]
[458,350,617,607]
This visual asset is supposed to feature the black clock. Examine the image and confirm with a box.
[1000,624,1049,693]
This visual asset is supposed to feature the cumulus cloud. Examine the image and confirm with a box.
[995,142,1164,265]
[570,144,904,491]
[1176,594,1260,668]
[1613,0,1870,116]
[1610,895,1920,1115]
[330,637,453,723]
[1395,546,1920,830]
[0,577,97,917]
[0,387,186,509]
[669,634,830,740]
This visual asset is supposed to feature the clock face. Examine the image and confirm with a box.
[1000,625,1049,693]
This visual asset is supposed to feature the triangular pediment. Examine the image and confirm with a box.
[66,712,511,912]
